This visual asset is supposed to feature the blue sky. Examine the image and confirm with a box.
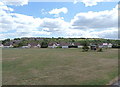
[0,1,118,40]
[9,2,117,22]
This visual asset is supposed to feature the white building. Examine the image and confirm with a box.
[22,46,29,48]
[103,43,108,48]
[48,42,58,48]
[37,44,41,48]
[0,44,4,48]
[108,43,113,48]
[3,44,13,48]
[62,46,68,48]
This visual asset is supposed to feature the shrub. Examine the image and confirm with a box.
[41,42,48,48]
[82,46,89,52]
[13,44,19,48]
[56,46,62,48]
[97,48,103,52]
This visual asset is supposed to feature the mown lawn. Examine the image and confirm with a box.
[2,48,118,85]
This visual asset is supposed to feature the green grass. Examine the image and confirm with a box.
[2,48,118,85]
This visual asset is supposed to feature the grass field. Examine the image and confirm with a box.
[2,48,118,85]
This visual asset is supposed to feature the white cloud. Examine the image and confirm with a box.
[88,28,118,39]
[74,0,119,7]
[2,0,29,6]
[94,29,118,39]
[64,28,118,39]
[0,3,51,39]
[40,17,69,31]
[41,9,48,15]
[49,7,68,17]
[71,5,118,29]
[0,3,69,39]
[0,2,118,39]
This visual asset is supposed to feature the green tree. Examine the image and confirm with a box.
[81,41,89,52]
[41,41,48,48]
[2,38,10,44]
[14,38,21,40]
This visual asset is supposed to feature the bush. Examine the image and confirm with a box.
[82,46,89,52]
[41,42,48,48]
[112,45,120,48]
[97,48,103,52]
[13,44,19,48]
[18,42,24,47]
[56,46,62,48]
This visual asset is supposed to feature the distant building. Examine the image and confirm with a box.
[74,42,83,48]
[0,44,4,48]
[28,43,41,48]
[22,46,29,48]
[90,45,97,50]
[102,43,112,48]
[59,42,70,48]
[48,42,83,48]
[21,44,30,48]
[48,42,58,48]
[108,43,113,48]
[37,44,41,48]
[3,44,13,48]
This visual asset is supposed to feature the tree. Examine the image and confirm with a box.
[97,48,103,52]
[13,44,19,48]
[82,45,89,52]
[18,42,24,47]
[14,38,21,40]
[81,41,89,52]
[2,38,10,44]
[41,41,48,48]
[81,40,89,46]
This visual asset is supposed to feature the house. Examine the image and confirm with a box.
[22,46,29,48]
[37,44,41,48]
[28,44,31,48]
[59,42,70,48]
[68,42,81,48]
[90,43,99,50]
[48,42,57,48]
[2,42,13,48]
[98,43,103,48]
[3,43,13,48]
[21,43,30,48]
[108,43,113,48]
[0,44,4,48]
[28,43,41,48]
[103,43,108,48]
[48,42,83,48]
[74,42,83,48]
[90,45,97,50]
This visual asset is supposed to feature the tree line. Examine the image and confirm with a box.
[1,38,120,48]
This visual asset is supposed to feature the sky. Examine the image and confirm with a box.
[0,0,119,40]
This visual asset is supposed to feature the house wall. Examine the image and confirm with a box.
[88,46,90,48]
[37,44,41,48]
[48,46,57,48]
[0,45,4,48]
[48,46,53,48]
[22,46,29,48]
[108,45,112,48]
[62,46,68,48]
[99,45,103,48]
[78,46,83,48]
[103,45,108,48]
[3,46,10,48]
[33,46,38,48]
